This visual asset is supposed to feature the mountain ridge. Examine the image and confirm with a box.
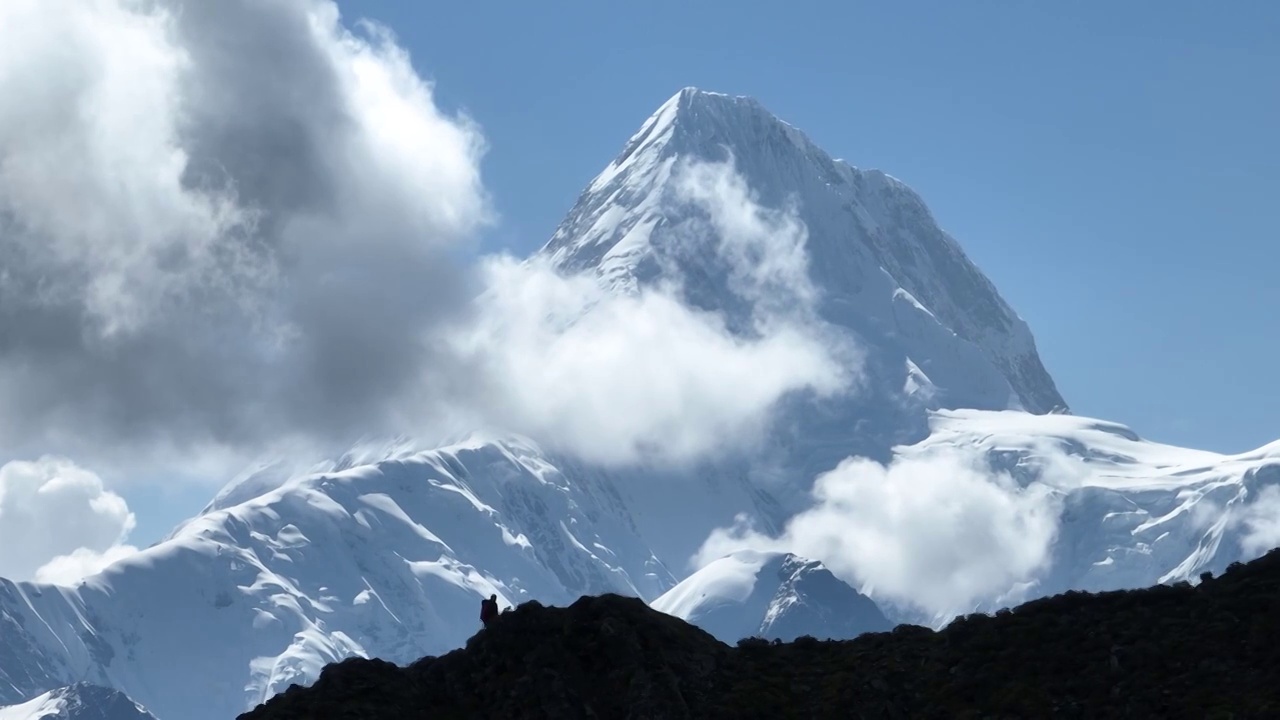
[238,547,1280,719]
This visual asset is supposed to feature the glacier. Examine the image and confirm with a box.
[0,88,1276,720]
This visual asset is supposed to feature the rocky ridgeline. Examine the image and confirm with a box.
[241,549,1280,719]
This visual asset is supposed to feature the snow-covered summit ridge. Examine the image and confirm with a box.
[539,87,1067,415]
[651,549,891,643]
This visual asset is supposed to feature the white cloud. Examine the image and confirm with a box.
[1234,485,1280,557]
[450,159,856,466]
[695,447,1064,620]
[670,156,818,324]
[0,458,137,584]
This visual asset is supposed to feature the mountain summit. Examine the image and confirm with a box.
[540,87,1067,417]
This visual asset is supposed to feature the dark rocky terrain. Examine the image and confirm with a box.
[240,548,1280,719]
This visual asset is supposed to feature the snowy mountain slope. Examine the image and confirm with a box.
[535,454,794,589]
[651,550,891,643]
[893,409,1280,617]
[0,437,691,720]
[0,684,157,720]
[540,87,1066,419]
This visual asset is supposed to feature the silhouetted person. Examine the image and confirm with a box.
[480,594,498,628]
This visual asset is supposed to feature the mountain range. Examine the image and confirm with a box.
[2,88,1277,719]
[238,548,1280,719]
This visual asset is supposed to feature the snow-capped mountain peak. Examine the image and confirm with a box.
[651,549,891,643]
[540,87,1067,418]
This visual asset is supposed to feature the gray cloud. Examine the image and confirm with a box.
[0,0,488,471]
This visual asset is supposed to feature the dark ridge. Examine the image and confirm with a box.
[241,550,1280,719]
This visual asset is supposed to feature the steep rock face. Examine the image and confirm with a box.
[0,683,157,720]
[540,88,1067,417]
[239,549,1280,719]
[651,550,891,643]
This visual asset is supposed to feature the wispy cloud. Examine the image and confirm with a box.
[669,156,819,326]
[1233,485,1280,557]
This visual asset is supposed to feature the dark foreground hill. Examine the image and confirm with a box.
[241,549,1280,719]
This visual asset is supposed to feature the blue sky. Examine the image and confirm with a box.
[344,0,1278,454]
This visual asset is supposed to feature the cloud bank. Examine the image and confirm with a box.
[695,447,1065,620]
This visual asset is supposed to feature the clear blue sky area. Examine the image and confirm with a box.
[334,0,1277,455]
